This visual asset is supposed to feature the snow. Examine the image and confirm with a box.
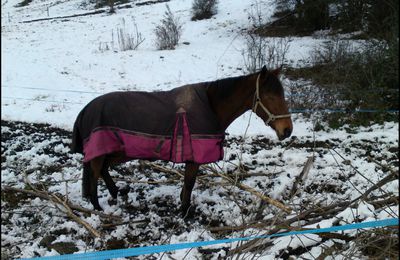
[1,0,398,259]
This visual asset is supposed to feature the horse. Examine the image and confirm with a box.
[71,66,293,215]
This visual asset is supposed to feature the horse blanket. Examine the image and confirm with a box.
[71,84,225,164]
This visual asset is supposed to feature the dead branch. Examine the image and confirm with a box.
[8,175,103,238]
[288,156,314,200]
[101,219,148,229]
[51,194,101,238]
[360,172,398,200]
[2,186,121,220]
[368,196,399,209]
[21,10,106,23]
[367,156,398,176]
[144,161,291,213]
[143,162,184,178]
[208,170,291,213]
[227,192,399,256]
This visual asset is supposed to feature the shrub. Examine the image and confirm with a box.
[191,0,218,21]
[113,18,145,51]
[154,5,182,50]
[87,0,128,11]
[310,37,398,110]
[15,0,33,7]
[242,34,291,73]
[262,0,330,36]
[285,36,399,127]
[268,0,398,38]
[332,0,399,39]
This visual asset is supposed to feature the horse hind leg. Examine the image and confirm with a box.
[101,158,118,199]
[89,156,104,211]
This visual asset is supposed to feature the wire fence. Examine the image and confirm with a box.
[2,85,399,113]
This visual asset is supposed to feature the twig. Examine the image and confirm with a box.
[367,156,398,176]
[12,174,102,238]
[212,171,292,213]
[360,172,398,200]
[2,186,121,220]
[200,164,291,213]
[21,10,106,23]
[101,219,148,228]
[51,194,101,238]
[287,156,314,200]
[143,162,184,178]
[367,196,398,209]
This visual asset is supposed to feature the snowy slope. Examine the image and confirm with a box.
[2,0,323,136]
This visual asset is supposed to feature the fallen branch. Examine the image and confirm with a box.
[8,175,102,238]
[101,219,148,229]
[360,172,398,200]
[51,194,101,238]
[213,171,291,213]
[21,10,106,23]
[2,186,121,220]
[144,162,291,213]
[367,156,398,176]
[287,156,314,200]
[136,0,169,6]
[143,162,184,178]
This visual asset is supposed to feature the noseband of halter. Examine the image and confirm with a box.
[252,72,291,125]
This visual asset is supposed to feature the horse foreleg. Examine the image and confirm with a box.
[180,162,200,216]
[101,158,118,199]
[89,156,104,211]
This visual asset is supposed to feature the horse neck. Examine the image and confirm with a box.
[207,73,258,130]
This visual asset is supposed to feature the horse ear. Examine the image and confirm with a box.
[261,65,268,75]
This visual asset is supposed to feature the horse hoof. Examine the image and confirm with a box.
[90,200,103,211]
[108,196,118,206]
[93,204,103,211]
[110,188,119,199]
[181,204,195,219]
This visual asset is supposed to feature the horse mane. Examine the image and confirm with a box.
[206,72,256,100]
[204,69,285,108]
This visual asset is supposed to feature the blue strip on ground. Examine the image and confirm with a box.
[21,218,399,260]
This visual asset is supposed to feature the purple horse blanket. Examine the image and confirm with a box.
[71,84,225,164]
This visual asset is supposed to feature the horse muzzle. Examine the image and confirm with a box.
[278,127,292,140]
[271,117,293,141]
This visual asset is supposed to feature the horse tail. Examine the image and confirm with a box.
[82,162,91,198]
[71,111,84,154]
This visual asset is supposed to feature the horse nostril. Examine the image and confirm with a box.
[284,128,292,138]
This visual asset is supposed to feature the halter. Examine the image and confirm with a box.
[252,73,291,125]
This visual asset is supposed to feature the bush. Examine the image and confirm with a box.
[285,36,399,126]
[154,5,183,50]
[242,34,291,73]
[332,0,399,40]
[191,0,218,21]
[269,0,398,39]
[15,0,33,7]
[311,38,398,110]
[262,0,330,36]
[113,18,145,51]
[85,0,121,12]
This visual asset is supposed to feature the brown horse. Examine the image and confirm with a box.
[71,66,293,214]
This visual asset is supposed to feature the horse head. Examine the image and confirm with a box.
[253,66,293,140]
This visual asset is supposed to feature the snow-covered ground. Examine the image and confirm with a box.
[2,0,322,136]
[1,0,398,259]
